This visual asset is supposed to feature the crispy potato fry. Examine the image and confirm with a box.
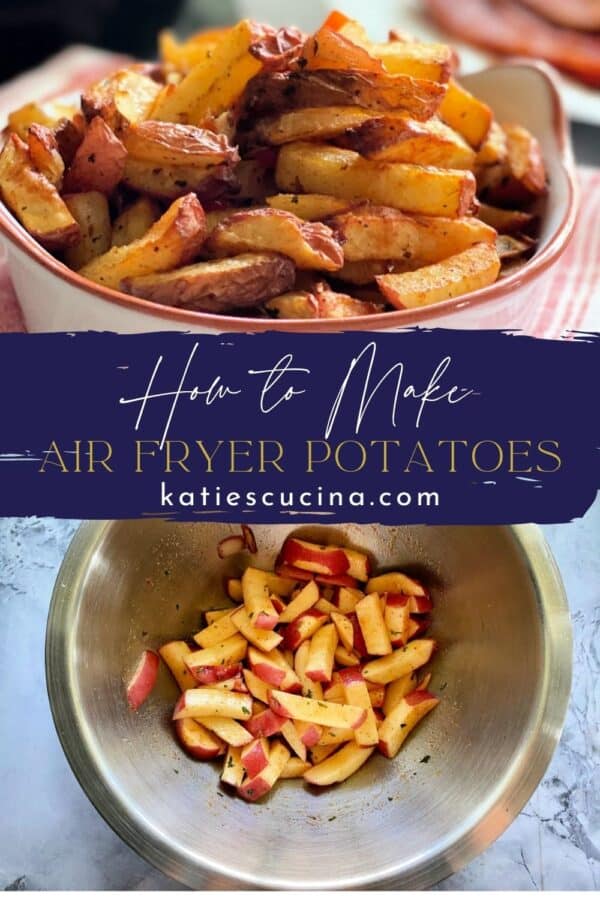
[81,68,162,133]
[79,193,206,289]
[478,202,535,234]
[328,206,496,264]
[370,40,453,82]
[7,100,79,140]
[276,142,476,217]
[338,115,475,168]
[376,242,501,308]
[487,123,547,205]
[63,116,127,194]
[439,79,492,149]
[256,106,374,146]
[111,197,161,247]
[0,133,79,250]
[207,208,343,270]
[243,69,446,121]
[26,124,64,187]
[63,191,112,269]
[122,252,295,312]
[151,19,262,124]
[122,120,238,169]
[267,193,350,220]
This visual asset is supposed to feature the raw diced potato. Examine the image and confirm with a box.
[376,242,501,309]
[304,741,374,785]
[276,143,476,217]
[79,193,206,290]
[63,192,112,269]
[0,133,79,250]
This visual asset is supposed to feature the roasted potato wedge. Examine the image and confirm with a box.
[327,206,496,265]
[478,202,535,235]
[63,116,127,194]
[338,116,476,168]
[300,25,385,74]
[122,120,239,169]
[267,193,350,220]
[376,242,501,308]
[122,252,295,311]
[63,192,112,269]
[480,123,547,206]
[439,79,492,149]
[81,68,162,133]
[335,259,397,285]
[276,143,476,217]
[151,19,262,124]
[495,233,536,261]
[265,291,319,318]
[111,197,162,247]
[255,106,375,146]
[233,158,277,205]
[206,208,344,271]
[369,40,454,82]
[475,120,508,168]
[159,27,228,70]
[7,100,80,140]
[79,193,206,289]
[122,158,235,201]
[26,124,64,187]
[0,133,79,250]
[243,69,446,121]
[314,283,385,317]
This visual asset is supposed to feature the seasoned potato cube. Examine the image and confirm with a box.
[26,124,64,187]
[81,68,162,133]
[376,242,501,309]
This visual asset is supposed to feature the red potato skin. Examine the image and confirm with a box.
[246,708,287,738]
[297,722,322,748]
[275,560,359,589]
[280,538,350,576]
[63,116,127,194]
[281,610,328,651]
[271,595,286,614]
[316,572,359,589]
[405,688,437,706]
[174,718,225,760]
[349,614,368,658]
[126,650,160,710]
[407,616,432,639]
[337,666,364,686]
[186,662,243,684]
[241,739,270,778]
[255,610,279,630]
[407,594,434,614]
[237,772,273,802]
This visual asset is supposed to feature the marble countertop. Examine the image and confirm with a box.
[0,508,598,891]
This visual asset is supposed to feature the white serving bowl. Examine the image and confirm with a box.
[1,63,577,334]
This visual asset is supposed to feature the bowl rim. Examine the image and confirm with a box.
[1,61,578,333]
[45,520,572,890]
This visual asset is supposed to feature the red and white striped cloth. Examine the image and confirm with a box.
[0,47,598,336]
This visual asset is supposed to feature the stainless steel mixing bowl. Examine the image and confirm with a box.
[46,521,571,890]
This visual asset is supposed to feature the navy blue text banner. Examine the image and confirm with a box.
[0,330,598,523]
